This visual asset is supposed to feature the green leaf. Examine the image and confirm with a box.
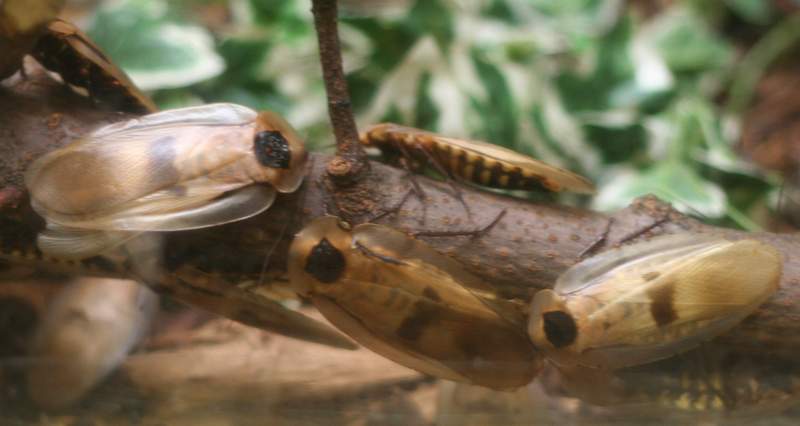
[651,10,733,74]
[725,0,773,24]
[88,0,224,91]
[593,162,727,218]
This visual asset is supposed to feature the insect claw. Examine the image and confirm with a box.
[617,215,671,246]
[446,180,472,219]
[578,218,614,259]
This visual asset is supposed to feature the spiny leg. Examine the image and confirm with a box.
[389,137,471,219]
[412,209,506,238]
[578,218,614,259]
[414,141,471,219]
[367,187,416,223]
[616,215,670,246]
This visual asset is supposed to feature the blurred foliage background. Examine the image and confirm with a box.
[65,0,800,230]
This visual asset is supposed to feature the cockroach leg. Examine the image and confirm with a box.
[616,215,671,246]
[578,218,614,259]
[414,142,471,219]
[354,241,405,265]
[411,209,506,239]
[368,187,415,223]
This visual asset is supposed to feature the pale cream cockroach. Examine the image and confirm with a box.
[288,216,541,389]
[26,278,158,410]
[528,234,782,370]
[25,103,308,260]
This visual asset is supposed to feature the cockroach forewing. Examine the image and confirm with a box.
[312,295,471,383]
[26,104,263,223]
[288,217,540,389]
[353,223,527,327]
[60,183,277,232]
[581,239,781,369]
[94,103,256,134]
[434,135,595,194]
[531,235,782,370]
[555,234,725,295]
[36,185,275,260]
[305,272,538,389]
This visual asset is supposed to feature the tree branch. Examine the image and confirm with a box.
[310,0,368,185]
[2,71,800,367]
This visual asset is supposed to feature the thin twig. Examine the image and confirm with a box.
[310,0,369,183]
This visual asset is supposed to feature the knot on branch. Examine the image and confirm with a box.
[326,155,369,187]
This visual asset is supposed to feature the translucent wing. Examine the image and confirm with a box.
[309,272,538,389]
[353,223,527,327]
[92,103,256,135]
[530,235,782,369]
[555,234,724,294]
[37,185,274,259]
[288,217,540,389]
[26,105,258,217]
[37,225,137,260]
[578,239,782,368]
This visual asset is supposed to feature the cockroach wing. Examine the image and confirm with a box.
[538,235,782,370]
[37,225,137,260]
[581,239,781,369]
[60,182,277,232]
[288,217,540,389]
[36,185,275,260]
[555,234,725,295]
[353,223,527,327]
[26,104,265,226]
[311,293,473,384]
[92,103,256,135]
[433,135,596,194]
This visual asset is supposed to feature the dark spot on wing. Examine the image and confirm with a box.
[648,282,677,327]
[148,136,180,189]
[396,301,438,341]
[543,310,578,348]
[305,238,346,283]
[254,130,291,169]
[422,287,441,302]
[642,271,660,281]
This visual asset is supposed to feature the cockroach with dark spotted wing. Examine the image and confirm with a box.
[360,123,596,195]
[528,234,782,370]
[289,216,541,389]
[31,19,157,113]
[26,103,308,261]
